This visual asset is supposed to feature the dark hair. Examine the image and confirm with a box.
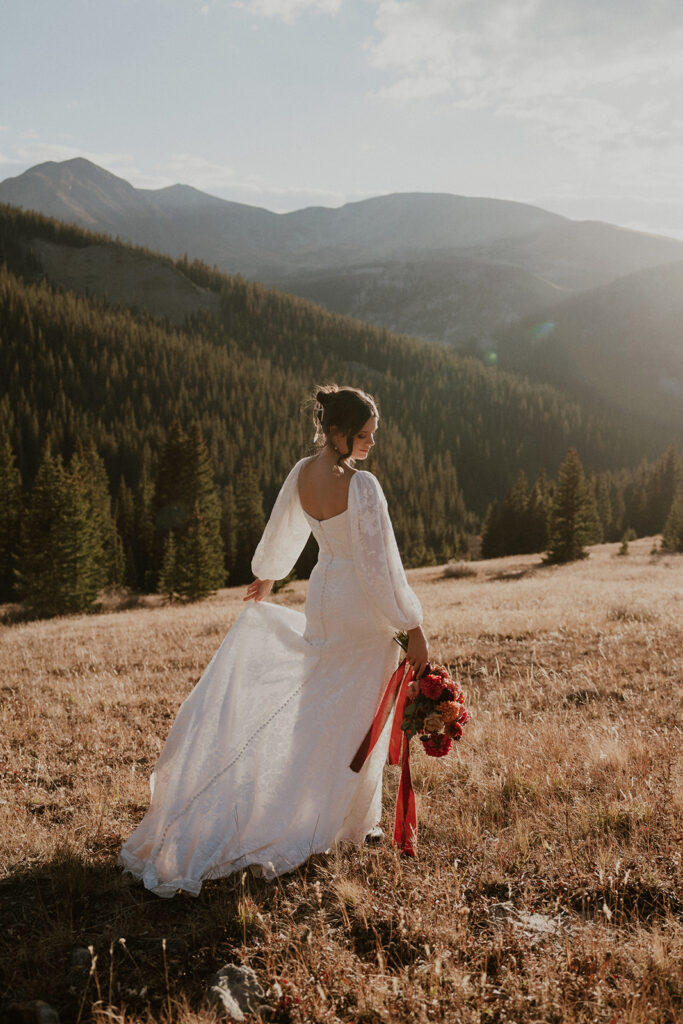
[311,384,379,470]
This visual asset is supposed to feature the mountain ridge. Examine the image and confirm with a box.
[2,158,681,285]
[5,157,683,352]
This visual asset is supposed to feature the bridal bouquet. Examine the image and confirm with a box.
[400,659,469,757]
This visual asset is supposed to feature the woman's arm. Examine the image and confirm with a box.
[250,459,311,583]
[406,625,429,678]
[244,579,274,603]
[349,472,426,657]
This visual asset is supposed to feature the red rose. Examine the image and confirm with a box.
[420,674,446,701]
[445,721,463,740]
[421,733,453,757]
[457,708,469,725]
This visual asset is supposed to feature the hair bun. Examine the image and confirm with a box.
[316,390,328,405]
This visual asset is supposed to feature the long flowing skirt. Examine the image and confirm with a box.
[118,601,397,896]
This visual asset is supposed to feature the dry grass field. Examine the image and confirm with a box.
[1,537,681,1023]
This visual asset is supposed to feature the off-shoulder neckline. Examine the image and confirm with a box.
[296,462,367,523]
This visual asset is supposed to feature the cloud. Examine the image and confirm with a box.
[158,151,355,209]
[0,136,357,211]
[7,140,138,176]
[0,138,149,186]
[366,0,683,175]
[232,0,342,23]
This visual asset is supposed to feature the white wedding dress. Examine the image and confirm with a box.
[118,458,422,896]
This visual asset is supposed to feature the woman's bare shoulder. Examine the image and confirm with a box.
[296,454,318,482]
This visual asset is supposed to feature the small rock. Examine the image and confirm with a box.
[66,946,93,993]
[69,947,91,970]
[8,1000,60,1024]
[207,963,265,1021]
[513,911,565,936]
[486,903,567,944]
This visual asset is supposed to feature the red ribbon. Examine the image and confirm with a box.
[349,657,418,856]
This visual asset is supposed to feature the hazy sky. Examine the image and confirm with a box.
[2,0,682,237]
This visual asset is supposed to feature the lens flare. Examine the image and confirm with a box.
[531,321,555,341]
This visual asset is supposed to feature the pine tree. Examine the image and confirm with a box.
[546,448,600,563]
[68,462,108,605]
[15,447,103,615]
[182,422,225,592]
[662,488,683,552]
[153,421,225,596]
[650,442,678,533]
[71,438,122,585]
[0,428,23,601]
[115,477,138,587]
[234,461,265,583]
[158,532,179,599]
[481,499,504,558]
[221,483,238,582]
[135,467,156,591]
[593,474,614,541]
[176,502,222,600]
[527,469,550,553]
[585,472,605,544]
[153,420,190,551]
[405,512,429,567]
[501,469,530,554]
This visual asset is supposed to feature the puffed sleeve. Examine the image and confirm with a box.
[348,471,423,631]
[251,459,311,580]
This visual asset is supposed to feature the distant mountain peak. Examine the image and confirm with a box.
[1,156,682,293]
[23,156,128,183]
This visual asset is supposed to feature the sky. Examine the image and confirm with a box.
[1,0,682,238]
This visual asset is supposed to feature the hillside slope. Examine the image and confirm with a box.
[0,203,651,538]
[495,261,683,440]
[263,257,567,348]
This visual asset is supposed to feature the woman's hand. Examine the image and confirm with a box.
[406,625,429,679]
[244,579,274,603]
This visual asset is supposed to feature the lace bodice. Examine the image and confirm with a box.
[251,459,422,632]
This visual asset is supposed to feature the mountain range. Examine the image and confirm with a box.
[2,158,683,349]
[1,158,682,452]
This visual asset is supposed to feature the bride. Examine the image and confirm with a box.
[118,385,429,896]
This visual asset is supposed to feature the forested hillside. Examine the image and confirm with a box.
[494,261,683,441]
[1,202,679,607]
[1,205,646,490]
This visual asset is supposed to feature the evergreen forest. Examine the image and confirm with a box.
[1,203,681,616]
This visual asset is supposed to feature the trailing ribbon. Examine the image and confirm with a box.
[349,658,418,856]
